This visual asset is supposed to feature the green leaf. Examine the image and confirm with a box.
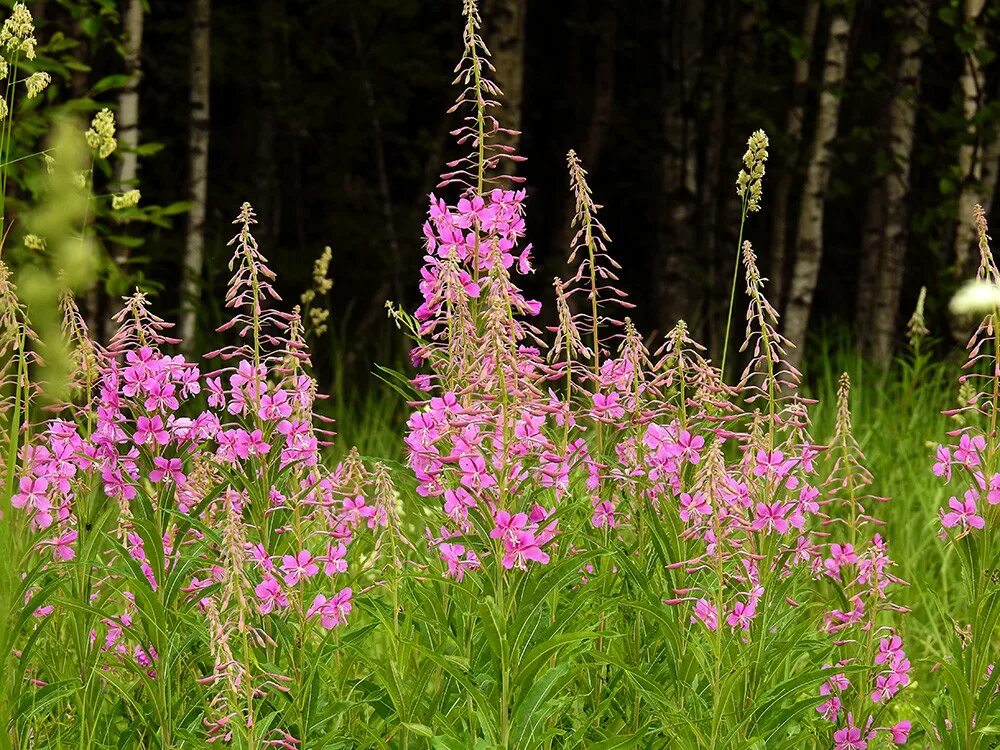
[508,663,576,749]
[402,723,434,737]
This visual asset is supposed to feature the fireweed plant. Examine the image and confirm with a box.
[927,206,1000,749]
[0,0,981,748]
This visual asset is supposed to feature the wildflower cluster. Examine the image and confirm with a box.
[929,205,1000,744]
[0,2,939,746]
[8,206,364,746]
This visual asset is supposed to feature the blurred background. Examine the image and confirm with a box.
[9,0,1000,386]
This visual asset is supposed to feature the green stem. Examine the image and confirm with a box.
[720,198,749,381]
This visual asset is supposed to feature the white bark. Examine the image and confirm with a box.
[784,8,852,369]
[179,0,210,351]
[868,0,929,365]
[105,0,144,336]
[954,0,987,275]
[114,0,143,198]
[771,0,820,312]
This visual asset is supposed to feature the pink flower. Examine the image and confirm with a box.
[691,598,718,631]
[889,720,910,744]
[833,716,867,750]
[501,530,550,570]
[591,500,617,529]
[726,600,756,630]
[933,445,952,481]
[135,415,169,446]
[149,456,186,484]
[988,474,1000,505]
[12,476,47,510]
[206,377,225,408]
[753,449,789,478]
[235,429,270,459]
[954,433,985,468]
[679,491,711,523]
[254,576,288,614]
[248,543,274,571]
[443,487,476,521]
[592,392,625,420]
[941,492,985,531]
[875,635,903,665]
[751,501,790,534]
[259,389,293,421]
[824,543,858,580]
[439,542,479,581]
[817,695,841,722]
[318,543,348,576]
[45,529,78,561]
[490,509,528,543]
[143,379,179,412]
[676,430,705,464]
[459,454,496,491]
[281,550,319,586]
[307,587,352,629]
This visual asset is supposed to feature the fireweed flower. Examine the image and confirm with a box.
[928,205,1000,741]
[940,491,986,532]
[954,432,985,468]
[807,374,912,745]
[280,550,319,586]
[307,588,353,629]
[7,204,356,747]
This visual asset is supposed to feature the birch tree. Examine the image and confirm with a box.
[107,0,144,331]
[770,0,820,312]
[179,0,210,351]
[866,0,929,365]
[784,2,853,369]
[953,0,988,277]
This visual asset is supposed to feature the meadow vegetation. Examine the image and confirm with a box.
[2,2,1000,749]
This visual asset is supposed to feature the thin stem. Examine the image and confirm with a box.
[720,198,749,381]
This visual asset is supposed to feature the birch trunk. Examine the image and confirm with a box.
[179,0,211,352]
[784,6,852,369]
[953,0,988,276]
[770,0,819,313]
[867,0,929,365]
[106,0,144,334]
